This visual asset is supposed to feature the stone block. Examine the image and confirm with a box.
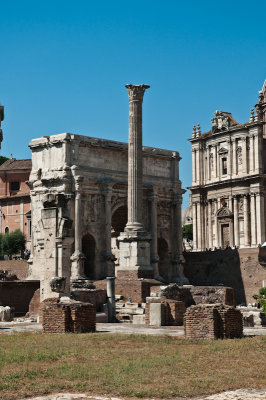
[149,302,164,326]
[132,314,146,325]
[0,306,12,321]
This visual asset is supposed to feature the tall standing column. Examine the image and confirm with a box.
[250,193,257,246]
[125,84,150,231]
[118,84,153,279]
[71,175,86,281]
[243,195,250,247]
[233,196,239,248]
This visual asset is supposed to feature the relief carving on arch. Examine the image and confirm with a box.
[238,198,244,214]
[157,201,171,229]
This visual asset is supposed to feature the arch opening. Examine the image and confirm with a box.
[82,233,96,279]
[158,238,169,280]
[111,205,127,265]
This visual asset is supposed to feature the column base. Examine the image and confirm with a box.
[117,231,153,278]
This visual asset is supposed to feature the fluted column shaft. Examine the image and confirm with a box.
[250,136,254,173]
[125,84,149,232]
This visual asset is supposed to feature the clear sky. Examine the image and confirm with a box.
[1,0,265,207]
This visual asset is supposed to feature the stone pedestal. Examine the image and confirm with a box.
[117,231,153,278]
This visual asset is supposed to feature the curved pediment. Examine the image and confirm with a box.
[216,206,232,218]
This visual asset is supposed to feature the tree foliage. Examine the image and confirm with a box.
[182,224,193,241]
[253,287,266,315]
[0,156,9,165]
[2,229,25,257]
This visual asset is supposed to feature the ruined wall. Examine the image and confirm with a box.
[184,248,266,305]
[0,280,40,315]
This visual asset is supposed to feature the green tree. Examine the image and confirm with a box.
[0,156,9,165]
[2,229,25,258]
[182,224,193,241]
[253,287,266,315]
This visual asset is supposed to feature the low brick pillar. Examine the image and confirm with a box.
[184,304,243,340]
[41,298,96,333]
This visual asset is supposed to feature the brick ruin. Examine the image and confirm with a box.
[41,298,96,334]
[184,304,243,340]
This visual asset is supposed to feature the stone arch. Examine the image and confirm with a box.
[158,237,170,280]
[82,232,96,279]
[111,205,127,265]
[4,227,9,234]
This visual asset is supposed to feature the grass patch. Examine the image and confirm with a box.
[0,333,265,399]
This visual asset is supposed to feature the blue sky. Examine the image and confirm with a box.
[1,0,265,207]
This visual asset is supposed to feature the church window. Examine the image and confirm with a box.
[10,181,20,191]
[222,157,227,175]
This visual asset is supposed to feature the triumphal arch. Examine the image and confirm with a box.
[27,86,185,300]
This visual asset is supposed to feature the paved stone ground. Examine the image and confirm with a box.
[23,388,266,399]
[0,321,266,336]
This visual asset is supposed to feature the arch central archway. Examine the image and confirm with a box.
[111,205,127,265]
[82,233,96,279]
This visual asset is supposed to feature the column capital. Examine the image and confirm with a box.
[125,84,150,102]
[74,175,83,192]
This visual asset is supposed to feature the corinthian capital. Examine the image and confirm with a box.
[125,84,150,102]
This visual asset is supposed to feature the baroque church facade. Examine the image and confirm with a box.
[189,80,266,250]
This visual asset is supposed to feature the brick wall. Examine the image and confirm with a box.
[0,280,40,316]
[0,260,29,279]
[28,288,40,319]
[95,278,161,303]
[71,288,107,311]
[184,248,266,304]
[41,298,96,333]
[184,304,243,340]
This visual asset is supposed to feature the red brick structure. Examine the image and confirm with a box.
[0,280,39,316]
[0,159,31,242]
[184,304,243,340]
[41,298,96,333]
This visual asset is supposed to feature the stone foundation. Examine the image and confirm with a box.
[41,298,96,333]
[184,304,243,340]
